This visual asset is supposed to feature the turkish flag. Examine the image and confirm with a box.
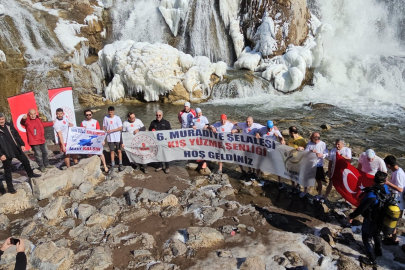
[7,92,38,151]
[331,153,375,206]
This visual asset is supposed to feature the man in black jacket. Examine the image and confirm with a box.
[148,110,171,174]
[347,171,390,265]
[0,113,40,194]
[0,237,27,270]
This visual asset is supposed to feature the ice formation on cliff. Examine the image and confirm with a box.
[98,41,227,102]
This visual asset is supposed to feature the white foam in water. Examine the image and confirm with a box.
[214,0,405,119]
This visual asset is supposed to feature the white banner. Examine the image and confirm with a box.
[66,127,106,155]
[123,129,318,187]
[48,87,77,143]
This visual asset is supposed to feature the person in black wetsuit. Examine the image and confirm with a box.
[347,171,390,265]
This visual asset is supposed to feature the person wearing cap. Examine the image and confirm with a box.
[324,139,352,202]
[255,120,285,186]
[81,109,108,173]
[103,106,124,172]
[357,149,387,176]
[178,102,196,129]
[236,116,264,179]
[20,109,54,172]
[209,114,238,173]
[303,132,329,200]
[53,108,77,168]
[347,171,390,265]
[0,113,41,194]
[149,110,172,173]
[190,108,209,130]
[122,112,146,171]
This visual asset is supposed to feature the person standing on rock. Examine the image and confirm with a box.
[81,109,108,173]
[255,120,285,185]
[382,155,405,245]
[209,114,238,174]
[122,112,146,171]
[53,108,77,168]
[190,108,210,171]
[103,106,124,172]
[149,110,172,173]
[357,149,387,176]
[178,102,196,129]
[347,171,390,265]
[20,109,54,172]
[324,139,352,201]
[287,126,307,150]
[287,126,308,194]
[303,132,328,200]
[0,113,41,194]
[236,116,264,180]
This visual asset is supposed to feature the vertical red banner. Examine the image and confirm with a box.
[7,92,38,151]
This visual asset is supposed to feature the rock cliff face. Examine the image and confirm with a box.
[0,0,315,115]
[240,0,311,58]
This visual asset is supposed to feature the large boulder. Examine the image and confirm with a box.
[240,256,265,270]
[31,168,71,200]
[32,156,103,200]
[68,156,102,187]
[187,227,224,249]
[125,187,179,206]
[42,196,68,222]
[77,204,97,222]
[0,189,34,214]
[30,241,74,270]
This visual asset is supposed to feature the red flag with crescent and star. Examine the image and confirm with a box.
[331,152,375,206]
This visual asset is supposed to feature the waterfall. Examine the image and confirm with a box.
[107,0,235,64]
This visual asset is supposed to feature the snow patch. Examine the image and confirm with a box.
[31,2,59,16]
[84,14,99,27]
[0,4,4,15]
[0,50,6,62]
[54,19,87,53]
[234,47,262,71]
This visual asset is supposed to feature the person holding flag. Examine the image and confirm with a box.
[178,102,196,129]
[53,108,77,168]
[149,110,172,173]
[81,109,108,173]
[357,149,387,175]
[209,114,238,174]
[122,112,146,171]
[20,109,54,172]
[324,139,352,201]
[255,120,285,185]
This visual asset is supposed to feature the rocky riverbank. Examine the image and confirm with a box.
[0,142,404,269]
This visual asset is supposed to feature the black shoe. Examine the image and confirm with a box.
[133,164,139,171]
[0,188,6,195]
[29,173,41,178]
[8,188,17,194]
[119,165,124,172]
[359,255,376,265]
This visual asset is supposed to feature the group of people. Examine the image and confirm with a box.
[0,101,404,267]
